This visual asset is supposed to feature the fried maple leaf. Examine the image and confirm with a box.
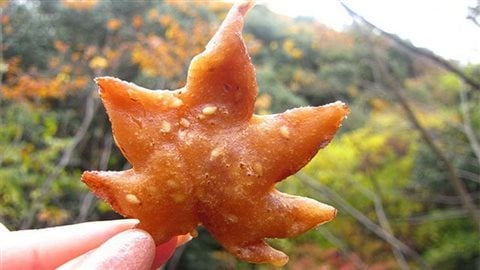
[82,1,349,266]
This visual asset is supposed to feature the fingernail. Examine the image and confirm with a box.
[82,229,155,270]
[110,218,140,226]
[84,219,139,230]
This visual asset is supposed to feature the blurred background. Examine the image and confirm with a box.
[1,0,479,269]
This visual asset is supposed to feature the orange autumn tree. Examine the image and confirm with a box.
[1,0,229,102]
[0,0,234,232]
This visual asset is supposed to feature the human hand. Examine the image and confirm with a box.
[0,219,191,269]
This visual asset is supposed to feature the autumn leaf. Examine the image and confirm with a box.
[62,0,97,10]
[89,56,108,70]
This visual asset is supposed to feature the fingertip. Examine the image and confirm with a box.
[67,229,156,270]
[2,219,143,270]
[88,218,140,231]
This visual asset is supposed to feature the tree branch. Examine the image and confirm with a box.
[76,133,113,222]
[338,0,480,92]
[358,176,409,270]
[406,208,471,225]
[460,89,480,168]
[370,53,480,232]
[346,2,480,232]
[21,90,99,229]
[343,175,412,269]
[467,1,480,28]
[316,227,368,270]
[296,172,431,270]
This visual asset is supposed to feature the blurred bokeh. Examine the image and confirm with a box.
[1,0,479,269]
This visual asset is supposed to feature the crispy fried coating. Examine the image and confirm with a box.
[82,1,349,266]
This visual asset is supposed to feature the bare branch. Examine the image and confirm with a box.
[406,209,471,225]
[369,52,480,232]
[460,89,480,168]
[316,227,368,270]
[21,90,99,229]
[433,191,480,205]
[364,177,409,270]
[338,0,480,92]
[350,10,480,231]
[296,172,431,270]
[467,0,480,28]
[459,170,480,184]
[344,176,410,269]
[76,133,113,222]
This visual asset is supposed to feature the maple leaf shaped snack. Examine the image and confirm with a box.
[82,1,349,266]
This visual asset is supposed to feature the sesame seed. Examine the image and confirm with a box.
[210,146,224,160]
[161,120,171,133]
[202,106,217,115]
[178,130,186,139]
[170,98,183,108]
[125,193,141,204]
[280,125,290,139]
[179,118,191,128]
[226,214,238,223]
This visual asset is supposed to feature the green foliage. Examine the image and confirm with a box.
[174,228,226,270]
[256,67,308,113]
[0,101,85,229]
[421,219,480,269]
[244,5,288,43]
[291,112,423,262]
[3,3,57,69]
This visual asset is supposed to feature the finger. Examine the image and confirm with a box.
[0,219,138,269]
[59,229,155,270]
[151,236,178,269]
[60,233,192,270]
[150,232,193,269]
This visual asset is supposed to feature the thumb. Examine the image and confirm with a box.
[59,229,155,270]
